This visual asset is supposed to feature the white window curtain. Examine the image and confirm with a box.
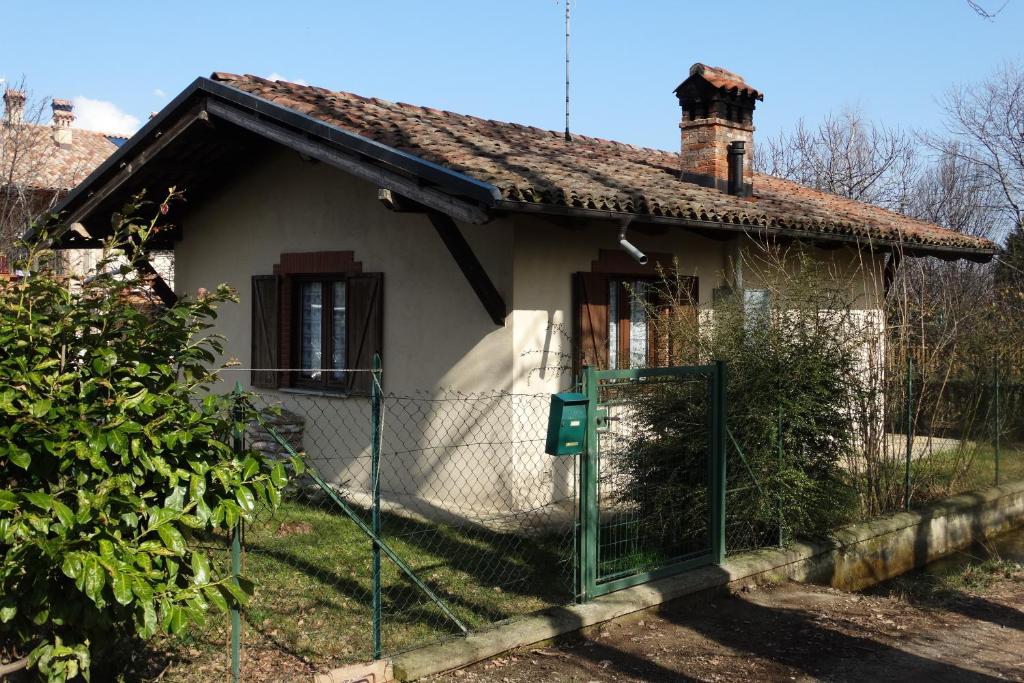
[628,281,647,368]
[300,282,323,378]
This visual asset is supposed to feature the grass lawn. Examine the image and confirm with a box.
[155,498,572,682]
[910,442,1024,504]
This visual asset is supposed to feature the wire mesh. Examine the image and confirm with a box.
[723,354,1024,557]
[594,372,713,583]
[187,354,1024,681]
[218,371,575,681]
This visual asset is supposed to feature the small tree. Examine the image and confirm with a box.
[0,194,300,680]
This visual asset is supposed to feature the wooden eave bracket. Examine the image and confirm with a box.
[427,211,506,326]
[135,257,177,308]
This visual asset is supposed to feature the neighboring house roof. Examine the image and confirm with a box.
[1,123,123,192]
[208,73,992,255]
[52,74,996,261]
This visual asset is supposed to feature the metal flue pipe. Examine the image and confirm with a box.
[618,219,648,265]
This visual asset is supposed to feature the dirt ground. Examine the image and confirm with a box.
[432,567,1024,682]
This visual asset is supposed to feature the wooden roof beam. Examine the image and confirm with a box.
[427,211,506,326]
[206,100,492,226]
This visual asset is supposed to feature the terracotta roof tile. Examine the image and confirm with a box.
[211,73,993,253]
[1,123,120,192]
[686,63,763,100]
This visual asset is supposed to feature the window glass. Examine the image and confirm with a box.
[331,281,346,380]
[608,280,619,370]
[300,282,323,378]
[629,280,647,368]
[743,288,771,330]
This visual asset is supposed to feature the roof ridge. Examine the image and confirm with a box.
[215,72,684,155]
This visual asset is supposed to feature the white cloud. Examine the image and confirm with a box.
[153,88,167,99]
[267,72,308,86]
[71,96,141,135]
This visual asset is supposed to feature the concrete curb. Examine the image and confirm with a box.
[390,479,1024,681]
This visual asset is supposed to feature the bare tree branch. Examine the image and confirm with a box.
[966,0,1010,19]
[923,61,1024,241]
[755,106,919,213]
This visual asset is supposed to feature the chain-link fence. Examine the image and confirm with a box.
[166,352,1024,682]
[213,367,577,681]
[723,354,1024,555]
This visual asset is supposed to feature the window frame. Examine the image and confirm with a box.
[573,265,700,378]
[607,276,659,370]
[290,272,352,391]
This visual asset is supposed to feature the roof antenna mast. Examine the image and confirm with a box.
[564,0,572,142]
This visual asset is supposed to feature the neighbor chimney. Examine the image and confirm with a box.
[674,64,762,196]
[51,98,74,146]
[3,89,26,125]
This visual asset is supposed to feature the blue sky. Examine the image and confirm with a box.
[2,1,1022,148]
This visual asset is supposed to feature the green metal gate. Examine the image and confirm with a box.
[578,362,726,599]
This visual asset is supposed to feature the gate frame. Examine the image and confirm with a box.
[578,361,727,601]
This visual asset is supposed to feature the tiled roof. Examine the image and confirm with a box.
[210,73,994,253]
[0,123,121,192]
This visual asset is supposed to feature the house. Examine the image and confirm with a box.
[0,88,173,283]
[50,64,996,515]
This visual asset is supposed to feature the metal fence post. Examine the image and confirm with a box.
[230,383,243,683]
[905,356,914,511]
[777,408,784,547]
[713,360,727,565]
[578,365,599,601]
[995,355,1001,487]
[370,354,383,660]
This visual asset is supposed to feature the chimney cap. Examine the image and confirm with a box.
[675,63,763,101]
[3,89,26,124]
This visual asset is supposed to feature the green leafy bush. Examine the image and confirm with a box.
[0,195,301,680]
[618,245,862,550]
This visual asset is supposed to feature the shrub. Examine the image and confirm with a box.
[0,194,300,680]
[617,244,863,549]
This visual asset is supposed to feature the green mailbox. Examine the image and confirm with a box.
[545,392,588,456]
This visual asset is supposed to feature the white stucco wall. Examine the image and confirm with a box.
[175,148,516,395]
[509,216,732,396]
[174,148,529,520]
[172,148,888,524]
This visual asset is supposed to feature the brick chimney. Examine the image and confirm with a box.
[51,98,74,146]
[674,64,763,196]
[3,89,26,125]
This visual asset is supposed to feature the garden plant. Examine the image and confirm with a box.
[0,193,301,681]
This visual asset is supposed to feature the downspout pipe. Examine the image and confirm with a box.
[618,219,648,265]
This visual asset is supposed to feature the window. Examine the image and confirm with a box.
[742,288,771,330]
[295,279,348,388]
[575,269,698,374]
[608,278,652,370]
[251,252,382,394]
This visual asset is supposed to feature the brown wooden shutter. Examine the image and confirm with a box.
[574,272,610,376]
[251,275,280,388]
[648,287,671,368]
[346,273,383,394]
[666,277,700,365]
